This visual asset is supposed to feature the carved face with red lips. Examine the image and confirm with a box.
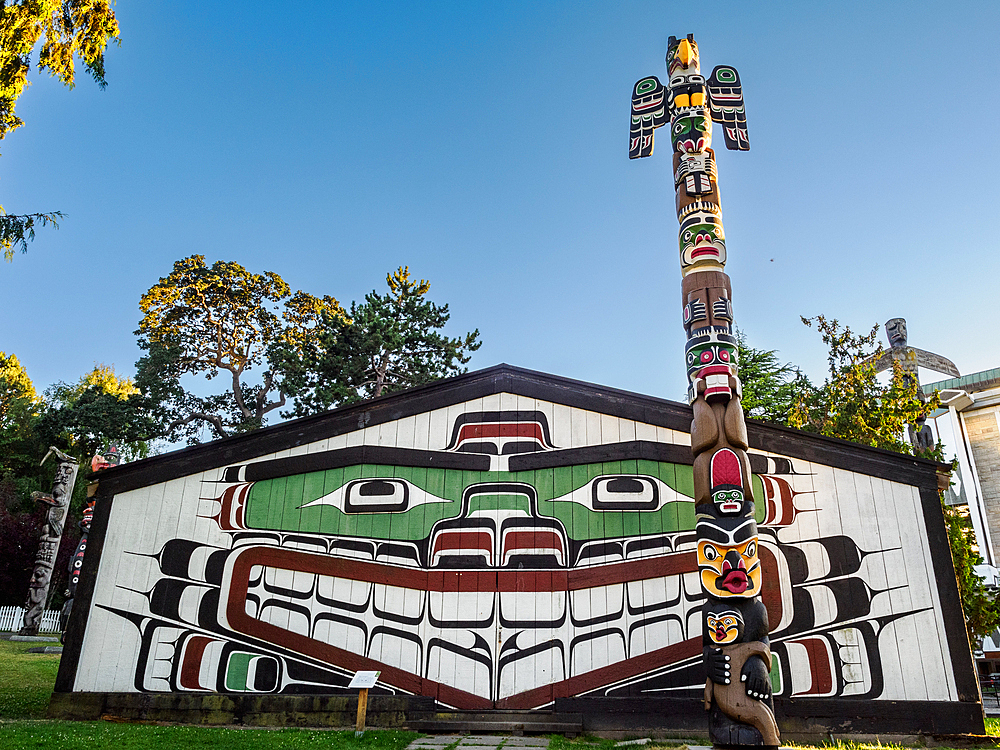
[697,516,760,598]
[705,607,744,645]
[679,210,726,271]
[685,330,739,402]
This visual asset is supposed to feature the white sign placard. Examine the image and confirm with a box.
[348,670,381,689]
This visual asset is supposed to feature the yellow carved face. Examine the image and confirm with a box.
[697,519,760,598]
[706,610,743,644]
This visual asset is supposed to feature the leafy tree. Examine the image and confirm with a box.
[135,255,344,441]
[944,503,1000,647]
[275,266,482,415]
[35,364,151,462]
[788,315,936,453]
[735,329,805,423]
[749,315,1000,646]
[0,0,120,260]
[0,351,44,503]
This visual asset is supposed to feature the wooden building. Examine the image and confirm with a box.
[51,365,983,737]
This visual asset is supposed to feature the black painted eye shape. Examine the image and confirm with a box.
[343,479,409,513]
[592,476,659,510]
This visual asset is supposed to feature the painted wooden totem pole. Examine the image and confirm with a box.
[630,35,778,747]
[19,447,80,636]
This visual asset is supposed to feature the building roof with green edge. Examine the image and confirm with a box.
[922,367,1000,396]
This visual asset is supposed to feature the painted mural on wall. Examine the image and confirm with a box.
[74,398,958,710]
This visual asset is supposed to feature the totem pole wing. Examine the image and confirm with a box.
[630,75,668,159]
[707,65,750,151]
[912,348,961,378]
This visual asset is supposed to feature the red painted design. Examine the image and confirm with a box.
[791,636,834,696]
[178,635,214,690]
[456,423,546,443]
[710,448,742,487]
[501,530,564,563]
[223,546,700,708]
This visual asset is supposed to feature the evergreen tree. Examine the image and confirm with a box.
[788,315,936,453]
[735,329,805,423]
[274,267,482,415]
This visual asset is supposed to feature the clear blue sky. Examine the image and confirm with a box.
[2,0,998,409]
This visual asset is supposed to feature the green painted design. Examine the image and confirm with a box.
[225,652,253,691]
[636,77,658,94]
[242,461,704,542]
[240,457,768,542]
[769,656,781,695]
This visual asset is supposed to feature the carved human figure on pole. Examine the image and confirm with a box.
[630,34,774,747]
[870,318,959,450]
[19,447,79,636]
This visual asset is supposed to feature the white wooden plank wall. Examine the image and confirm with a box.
[72,393,961,706]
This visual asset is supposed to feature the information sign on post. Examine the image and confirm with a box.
[349,671,380,735]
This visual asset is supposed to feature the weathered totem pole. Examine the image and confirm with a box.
[19,447,80,636]
[870,318,960,451]
[630,35,778,747]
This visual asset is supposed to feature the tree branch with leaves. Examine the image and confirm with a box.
[135,255,344,442]
[0,1,119,261]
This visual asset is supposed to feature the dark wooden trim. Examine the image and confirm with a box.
[54,490,115,693]
[47,690,436,725]
[917,483,982,702]
[509,440,694,470]
[746,421,944,489]
[555,696,984,735]
[232,445,489,483]
[90,364,948,498]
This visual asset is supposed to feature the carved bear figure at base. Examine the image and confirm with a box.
[703,640,779,747]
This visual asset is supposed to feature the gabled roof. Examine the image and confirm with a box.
[95,363,945,496]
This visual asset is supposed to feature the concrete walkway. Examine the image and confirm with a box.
[408,736,549,750]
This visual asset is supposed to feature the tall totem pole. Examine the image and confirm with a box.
[630,35,779,747]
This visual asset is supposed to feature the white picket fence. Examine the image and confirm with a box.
[0,605,61,633]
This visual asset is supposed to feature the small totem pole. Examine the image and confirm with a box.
[19,447,80,636]
[630,36,778,746]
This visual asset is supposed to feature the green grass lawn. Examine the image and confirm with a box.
[0,638,419,749]
[0,639,62,720]
[0,723,420,750]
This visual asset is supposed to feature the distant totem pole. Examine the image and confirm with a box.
[19,447,80,636]
[630,36,778,747]
[871,318,960,451]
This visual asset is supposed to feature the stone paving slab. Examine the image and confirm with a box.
[408,737,550,750]
[459,734,509,747]
[410,734,465,747]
